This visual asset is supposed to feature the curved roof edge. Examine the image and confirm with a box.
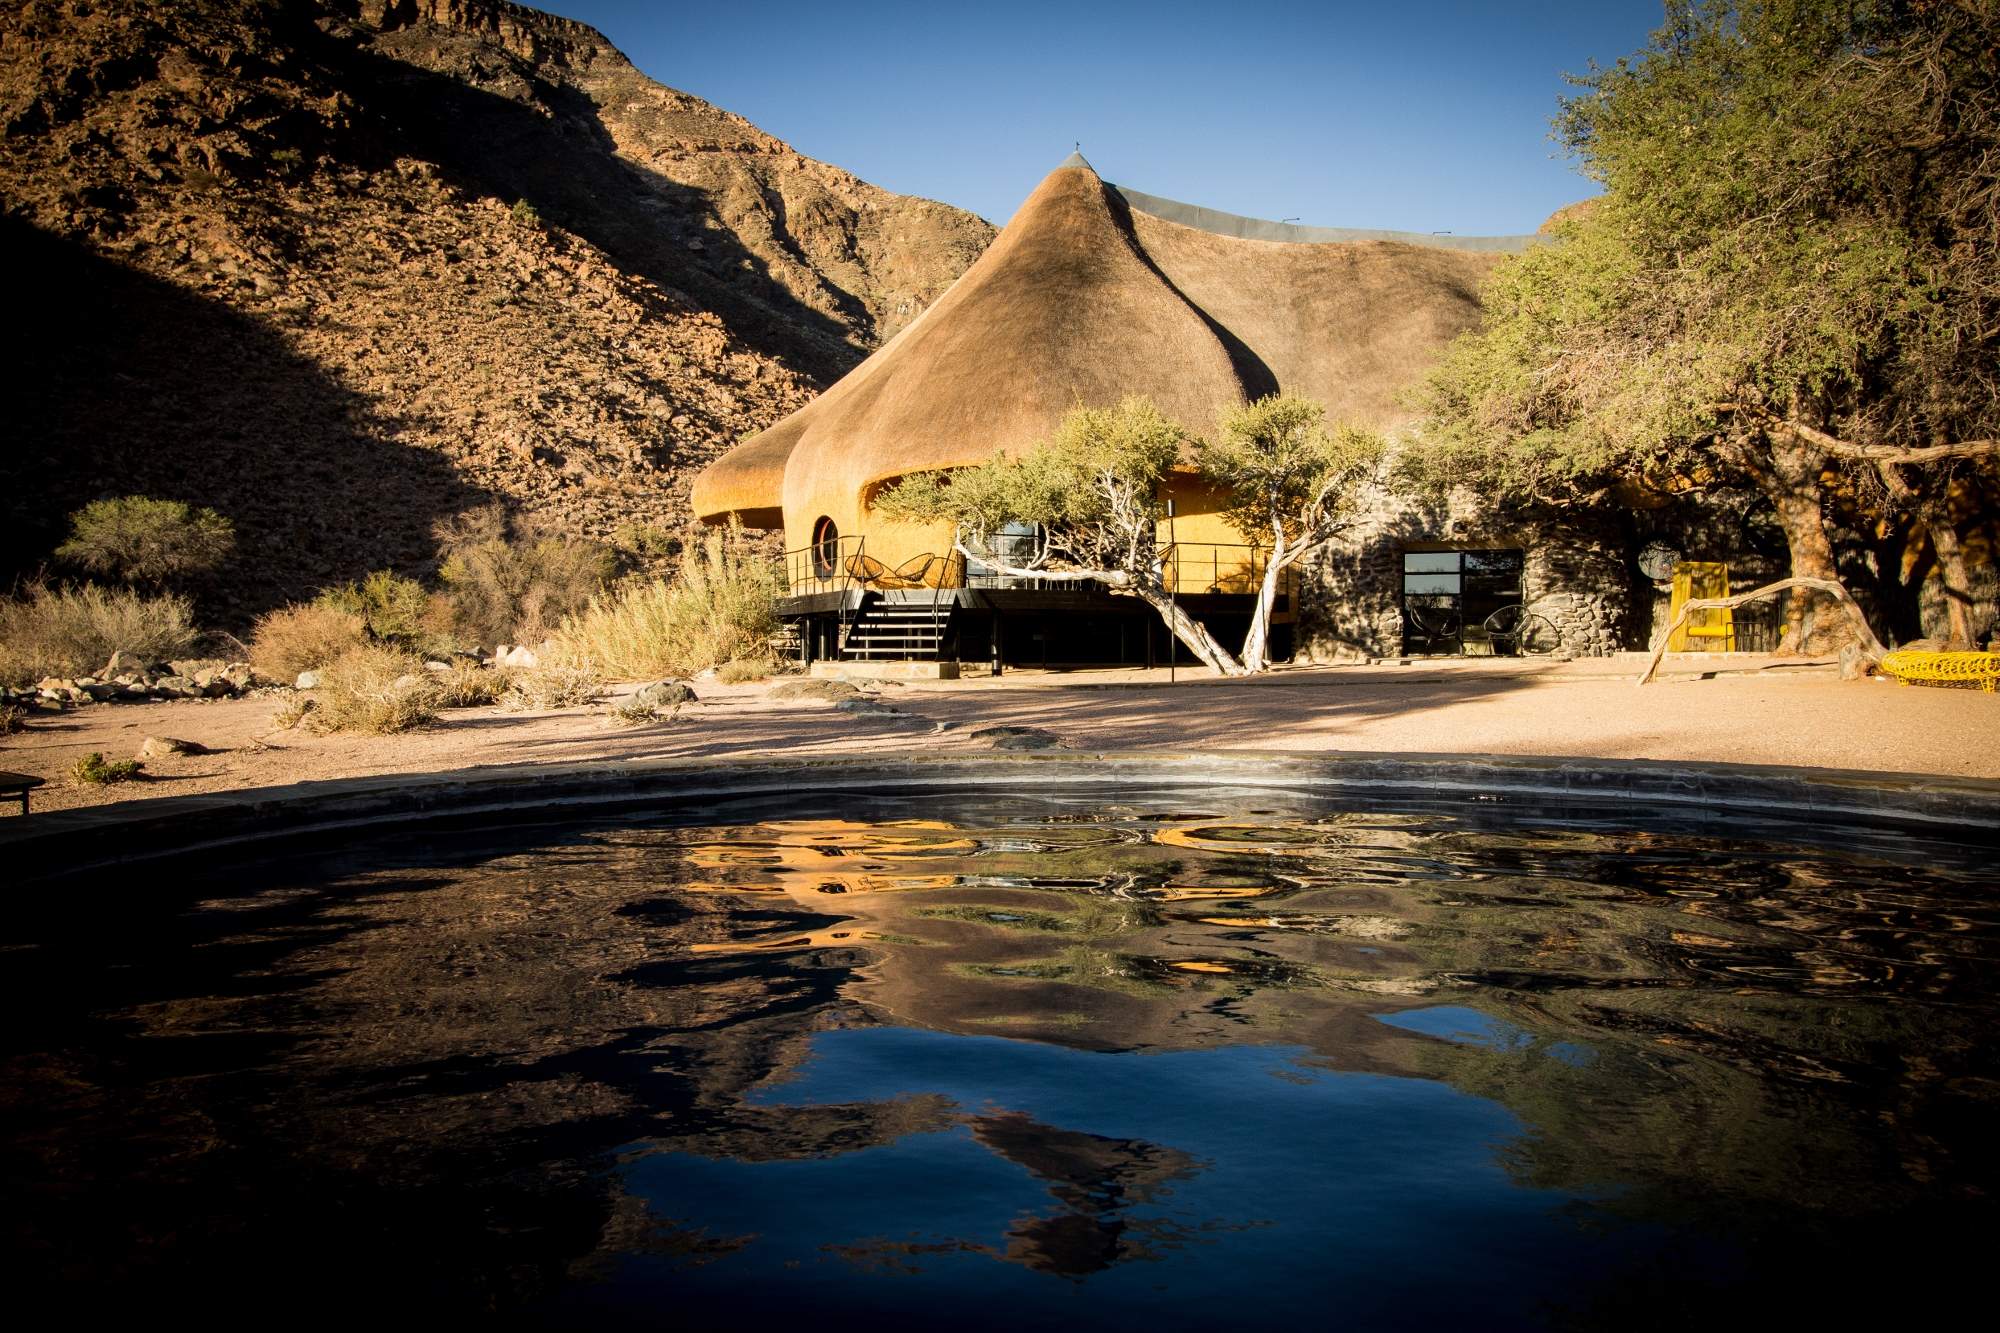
[1111,184,1535,254]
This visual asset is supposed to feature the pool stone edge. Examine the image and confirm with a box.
[3,750,1995,882]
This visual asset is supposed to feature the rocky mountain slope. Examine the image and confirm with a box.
[0,0,993,616]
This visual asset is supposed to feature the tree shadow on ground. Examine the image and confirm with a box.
[0,218,495,623]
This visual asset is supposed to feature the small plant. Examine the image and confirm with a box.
[510,197,541,227]
[715,657,776,684]
[269,695,316,731]
[303,644,439,735]
[314,570,430,645]
[73,752,142,784]
[0,583,199,687]
[0,703,25,734]
[612,522,681,562]
[249,602,369,679]
[55,497,235,587]
[270,147,303,174]
[504,661,602,710]
[432,660,512,708]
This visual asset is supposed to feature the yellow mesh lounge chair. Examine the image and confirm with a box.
[845,552,944,590]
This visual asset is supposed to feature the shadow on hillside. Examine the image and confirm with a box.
[0,218,494,621]
[319,28,871,386]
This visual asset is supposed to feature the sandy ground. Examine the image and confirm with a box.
[4,655,1997,816]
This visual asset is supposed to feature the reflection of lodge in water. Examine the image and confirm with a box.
[14,797,1990,1305]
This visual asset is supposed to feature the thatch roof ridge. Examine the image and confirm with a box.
[1112,184,1536,253]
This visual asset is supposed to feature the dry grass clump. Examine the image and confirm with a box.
[249,602,369,679]
[504,661,602,710]
[0,583,198,686]
[302,644,439,735]
[0,703,27,734]
[553,529,778,679]
[606,696,676,726]
[715,657,779,684]
[431,660,513,708]
[434,505,614,649]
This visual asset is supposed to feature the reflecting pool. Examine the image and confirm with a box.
[2,787,1995,1325]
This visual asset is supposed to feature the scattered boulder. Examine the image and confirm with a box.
[968,725,1066,751]
[494,644,541,669]
[295,670,322,690]
[103,650,152,676]
[633,680,698,709]
[770,678,860,702]
[834,696,910,718]
[137,735,207,759]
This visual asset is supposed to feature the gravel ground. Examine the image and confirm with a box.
[4,656,1996,815]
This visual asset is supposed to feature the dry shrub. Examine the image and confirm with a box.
[269,695,316,731]
[249,602,368,679]
[435,505,614,649]
[606,696,676,726]
[0,703,26,734]
[504,661,602,710]
[432,660,513,708]
[715,657,778,684]
[0,583,198,686]
[553,528,778,679]
[305,644,439,735]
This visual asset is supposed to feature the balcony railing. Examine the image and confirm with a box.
[779,536,1290,600]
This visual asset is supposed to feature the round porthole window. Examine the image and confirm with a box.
[811,516,840,579]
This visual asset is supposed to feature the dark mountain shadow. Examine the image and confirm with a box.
[312,25,873,387]
[0,217,493,620]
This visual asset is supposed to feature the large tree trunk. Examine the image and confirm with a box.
[1239,521,1287,673]
[1133,583,1249,676]
[1929,519,1976,649]
[1740,436,1845,654]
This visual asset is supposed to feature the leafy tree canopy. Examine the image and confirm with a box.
[1408,0,1999,647]
[55,495,235,587]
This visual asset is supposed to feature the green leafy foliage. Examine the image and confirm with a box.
[314,570,430,645]
[55,496,235,587]
[72,752,142,784]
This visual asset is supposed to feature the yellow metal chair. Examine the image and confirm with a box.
[1668,561,1735,652]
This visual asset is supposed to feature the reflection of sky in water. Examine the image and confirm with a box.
[1376,1006,1596,1067]
[576,1028,1665,1327]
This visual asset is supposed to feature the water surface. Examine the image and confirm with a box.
[2,787,1994,1325]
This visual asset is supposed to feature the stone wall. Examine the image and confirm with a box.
[1296,477,1636,661]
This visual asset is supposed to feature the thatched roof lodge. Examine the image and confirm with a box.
[693,153,1528,562]
[690,154,1626,668]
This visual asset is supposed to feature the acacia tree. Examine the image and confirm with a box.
[1198,395,1384,671]
[1408,0,2000,651]
[878,397,1249,674]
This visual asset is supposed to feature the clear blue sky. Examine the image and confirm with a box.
[535,0,1665,234]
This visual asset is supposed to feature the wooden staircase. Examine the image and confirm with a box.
[840,593,953,661]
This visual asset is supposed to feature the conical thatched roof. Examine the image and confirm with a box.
[692,157,1528,534]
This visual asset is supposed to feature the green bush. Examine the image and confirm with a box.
[302,644,439,735]
[553,528,778,679]
[55,496,235,586]
[249,602,369,679]
[434,505,613,649]
[73,752,142,784]
[0,583,199,686]
[510,198,541,226]
[314,570,430,645]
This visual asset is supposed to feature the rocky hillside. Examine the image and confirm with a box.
[0,0,993,617]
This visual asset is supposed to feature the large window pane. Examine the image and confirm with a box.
[1404,552,1459,573]
[1403,574,1462,596]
